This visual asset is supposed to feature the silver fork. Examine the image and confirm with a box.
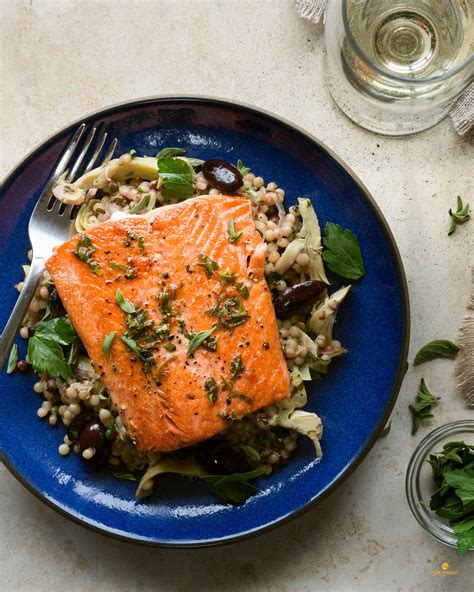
[0,124,118,369]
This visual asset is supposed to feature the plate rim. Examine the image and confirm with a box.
[0,94,410,548]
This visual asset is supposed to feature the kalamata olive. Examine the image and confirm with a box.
[78,419,110,467]
[195,438,252,475]
[67,410,97,443]
[202,159,243,193]
[16,359,30,372]
[49,287,66,317]
[273,280,326,319]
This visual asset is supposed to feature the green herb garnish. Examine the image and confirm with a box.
[73,234,102,276]
[236,282,249,299]
[115,289,136,314]
[102,332,116,359]
[202,467,265,504]
[120,335,142,358]
[27,316,76,380]
[230,354,245,379]
[414,340,460,365]
[208,296,249,328]
[155,323,171,341]
[197,253,219,279]
[156,288,176,317]
[448,196,470,235]
[236,159,251,176]
[157,156,193,200]
[427,441,474,556]
[241,445,261,462]
[205,376,219,404]
[379,421,391,439]
[164,342,176,352]
[113,471,137,482]
[322,222,365,280]
[156,147,187,159]
[138,236,145,251]
[227,218,243,244]
[229,391,253,404]
[409,378,439,435]
[128,149,137,159]
[105,419,116,440]
[187,327,216,356]
[7,344,18,374]
[218,270,237,284]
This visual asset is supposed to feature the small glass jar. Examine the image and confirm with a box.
[406,420,474,550]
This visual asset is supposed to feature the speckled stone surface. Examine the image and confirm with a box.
[1,1,473,590]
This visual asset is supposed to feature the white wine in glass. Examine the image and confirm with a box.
[325,0,474,135]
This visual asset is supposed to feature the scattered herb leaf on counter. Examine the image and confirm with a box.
[157,156,193,200]
[113,471,137,482]
[7,343,18,374]
[102,332,116,359]
[414,339,460,365]
[409,378,439,435]
[427,441,474,557]
[27,316,77,380]
[322,222,365,280]
[202,467,266,504]
[156,147,187,159]
[379,421,392,439]
[448,196,470,236]
[187,327,217,357]
[227,218,243,243]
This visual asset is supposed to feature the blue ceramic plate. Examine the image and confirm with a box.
[0,97,409,546]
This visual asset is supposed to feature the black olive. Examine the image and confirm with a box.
[67,410,97,443]
[195,439,252,475]
[78,419,110,467]
[273,280,326,319]
[16,359,30,372]
[49,287,66,317]
[202,159,243,193]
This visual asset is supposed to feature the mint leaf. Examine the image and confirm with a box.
[156,147,186,159]
[452,519,474,557]
[379,421,392,439]
[120,335,142,358]
[7,344,18,374]
[102,332,116,359]
[113,471,137,482]
[448,195,470,236]
[236,159,251,176]
[227,218,243,243]
[157,157,193,200]
[414,340,459,365]
[115,289,135,314]
[409,378,439,435]
[187,327,216,356]
[322,222,365,280]
[202,467,265,504]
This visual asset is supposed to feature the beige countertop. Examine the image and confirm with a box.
[1,1,473,590]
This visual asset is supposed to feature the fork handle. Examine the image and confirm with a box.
[0,258,45,370]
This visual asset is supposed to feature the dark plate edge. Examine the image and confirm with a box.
[0,94,410,548]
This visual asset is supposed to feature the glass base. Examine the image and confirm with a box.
[326,68,452,136]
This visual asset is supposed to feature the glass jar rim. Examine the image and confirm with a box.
[405,420,474,550]
[342,0,474,85]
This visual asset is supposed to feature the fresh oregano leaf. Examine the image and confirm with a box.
[414,339,460,365]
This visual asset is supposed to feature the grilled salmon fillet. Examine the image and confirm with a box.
[46,195,291,452]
